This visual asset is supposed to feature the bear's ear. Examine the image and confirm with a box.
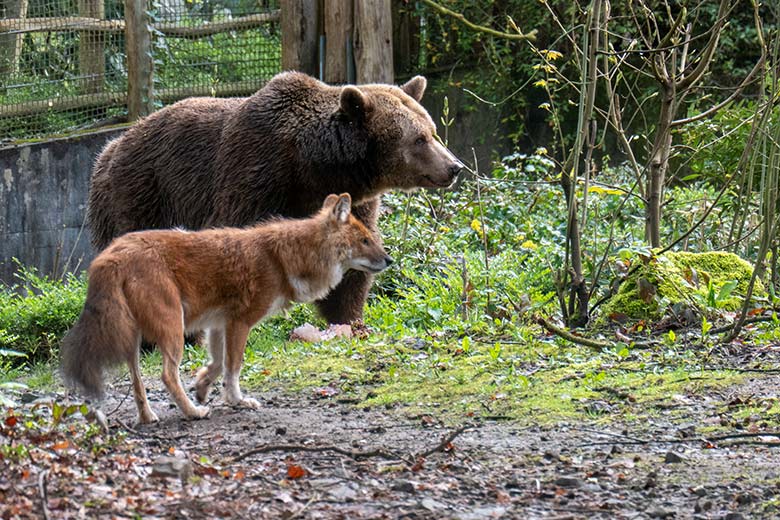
[339,86,372,120]
[401,76,426,102]
[332,193,352,224]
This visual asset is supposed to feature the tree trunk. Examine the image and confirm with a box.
[323,0,352,83]
[125,0,154,120]
[280,0,319,76]
[0,0,29,78]
[646,82,676,248]
[79,0,105,94]
[353,0,393,83]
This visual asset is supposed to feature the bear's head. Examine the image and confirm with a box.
[338,77,464,192]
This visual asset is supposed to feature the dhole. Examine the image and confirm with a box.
[60,194,392,424]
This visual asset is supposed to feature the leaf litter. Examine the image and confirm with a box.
[3,372,780,518]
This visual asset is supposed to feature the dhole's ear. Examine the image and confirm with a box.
[322,194,340,210]
[401,76,426,102]
[332,193,352,224]
[339,86,372,120]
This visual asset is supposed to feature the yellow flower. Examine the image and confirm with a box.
[533,79,547,88]
[521,240,538,250]
[470,219,482,233]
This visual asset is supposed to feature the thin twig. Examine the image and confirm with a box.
[230,424,473,465]
[38,470,51,520]
[419,0,537,41]
[414,424,471,459]
[230,443,403,464]
[709,315,777,335]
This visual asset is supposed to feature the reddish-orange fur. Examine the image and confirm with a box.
[60,194,391,424]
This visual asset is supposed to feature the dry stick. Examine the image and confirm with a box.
[38,470,51,520]
[709,315,778,335]
[230,424,472,465]
[586,431,780,448]
[534,315,612,349]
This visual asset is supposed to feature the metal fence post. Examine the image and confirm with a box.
[125,0,154,120]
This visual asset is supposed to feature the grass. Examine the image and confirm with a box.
[0,153,773,425]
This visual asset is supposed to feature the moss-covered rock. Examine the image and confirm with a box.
[598,251,763,324]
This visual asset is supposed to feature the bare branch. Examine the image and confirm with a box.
[419,0,537,41]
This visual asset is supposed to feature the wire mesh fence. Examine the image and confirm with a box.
[0,0,280,143]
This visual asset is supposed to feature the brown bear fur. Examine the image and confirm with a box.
[87,71,463,323]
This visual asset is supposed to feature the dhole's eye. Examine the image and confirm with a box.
[415,136,427,146]
[362,238,370,245]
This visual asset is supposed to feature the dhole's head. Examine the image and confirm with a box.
[320,193,393,274]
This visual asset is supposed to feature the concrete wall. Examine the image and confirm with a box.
[0,81,511,286]
[0,128,125,284]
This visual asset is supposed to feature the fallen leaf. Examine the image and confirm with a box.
[287,464,307,479]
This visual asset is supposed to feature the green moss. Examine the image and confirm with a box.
[599,251,763,323]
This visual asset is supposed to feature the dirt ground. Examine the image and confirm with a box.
[3,369,780,520]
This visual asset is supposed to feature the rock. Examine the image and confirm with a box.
[328,483,358,501]
[664,451,685,463]
[150,456,192,482]
[275,426,286,436]
[646,506,675,518]
[455,506,508,519]
[724,513,745,520]
[421,498,447,511]
[391,480,416,494]
[554,476,583,488]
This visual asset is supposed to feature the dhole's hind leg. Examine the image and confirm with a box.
[223,322,260,409]
[127,340,159,424]
[195,328,225,404]
[129,281,209,420]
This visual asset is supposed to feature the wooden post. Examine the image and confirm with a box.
[280,0,319,75]
[323,0,352,84]
[353,0,393,83]
[79,0,105,94]
[392,0,416,76]
[0,0,29,78]
[125,0,153,120]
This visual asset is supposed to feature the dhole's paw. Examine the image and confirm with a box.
[194,382,211,404]
[186,405,211,420]
[138,409,160,425]
[233,397,261,410]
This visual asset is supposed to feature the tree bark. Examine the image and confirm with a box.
[79,0,105,94]
[0,0,29,78]
[280,0,319,75]
[125,0,153,120]
[353,0,394,83]
[646,84,675,248]
[323,0,352,83]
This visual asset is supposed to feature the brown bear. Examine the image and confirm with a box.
[87,71,463,324]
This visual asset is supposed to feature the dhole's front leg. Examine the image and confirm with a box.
[223,321,260,409]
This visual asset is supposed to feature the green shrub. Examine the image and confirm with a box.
[0,267,86,362]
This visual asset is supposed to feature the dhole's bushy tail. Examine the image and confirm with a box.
[60,266,136,400]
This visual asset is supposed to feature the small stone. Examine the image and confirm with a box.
[421,498,446,511]
[664,451,685,463]
[391,480,416,494]
[646,506,674,518]
[275,426,286,436]
[691,486,707,497]
[150,456,192,482]
[735,493,754,505]
[455,506,508,520]
[328,483,358,501]
[724,513,745,520]
[554,476,583,488]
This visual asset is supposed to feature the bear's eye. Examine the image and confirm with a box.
[362,238,370,245]
[415,136,427,146]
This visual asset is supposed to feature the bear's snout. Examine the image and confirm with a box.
[448,161,464,179]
